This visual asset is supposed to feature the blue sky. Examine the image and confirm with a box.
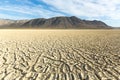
[0,0,120,27]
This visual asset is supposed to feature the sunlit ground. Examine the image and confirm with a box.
[0,29,120,80]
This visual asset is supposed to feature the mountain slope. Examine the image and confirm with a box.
[22,16,110,29]
[0,16,111,29]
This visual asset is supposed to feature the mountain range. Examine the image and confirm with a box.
[0,16,112,29]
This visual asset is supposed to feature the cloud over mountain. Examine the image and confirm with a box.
[0,0,120,27]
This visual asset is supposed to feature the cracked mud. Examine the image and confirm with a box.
[0,30,120,80]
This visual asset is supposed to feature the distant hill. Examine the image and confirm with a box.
[0,16,112,29]
[0,19,28,28]
[113,27,120,29]
[0,19,15,26]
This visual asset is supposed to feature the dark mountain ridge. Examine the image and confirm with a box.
[0,16,111,29]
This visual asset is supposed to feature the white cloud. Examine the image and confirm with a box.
[0,1,65,19]
[0,13,31,20]
[41,0,120,20]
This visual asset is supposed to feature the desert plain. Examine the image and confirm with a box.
[0,29,120,80]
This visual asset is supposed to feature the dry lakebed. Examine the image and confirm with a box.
[0,29,120,80]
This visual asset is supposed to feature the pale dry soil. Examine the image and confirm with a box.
[0,29,120,80]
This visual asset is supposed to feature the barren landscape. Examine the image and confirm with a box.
[0,29,120,80]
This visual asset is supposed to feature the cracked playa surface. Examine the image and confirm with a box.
[0,29,120,80]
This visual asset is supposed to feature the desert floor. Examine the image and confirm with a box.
[0,29,120,80]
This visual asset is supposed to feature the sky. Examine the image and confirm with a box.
[0,0,120,27]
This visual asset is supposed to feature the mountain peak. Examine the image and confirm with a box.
[70,16,79,19]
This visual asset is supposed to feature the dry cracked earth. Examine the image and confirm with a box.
[0,29,120,80]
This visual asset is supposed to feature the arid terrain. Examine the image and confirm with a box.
[0,29,120,80]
